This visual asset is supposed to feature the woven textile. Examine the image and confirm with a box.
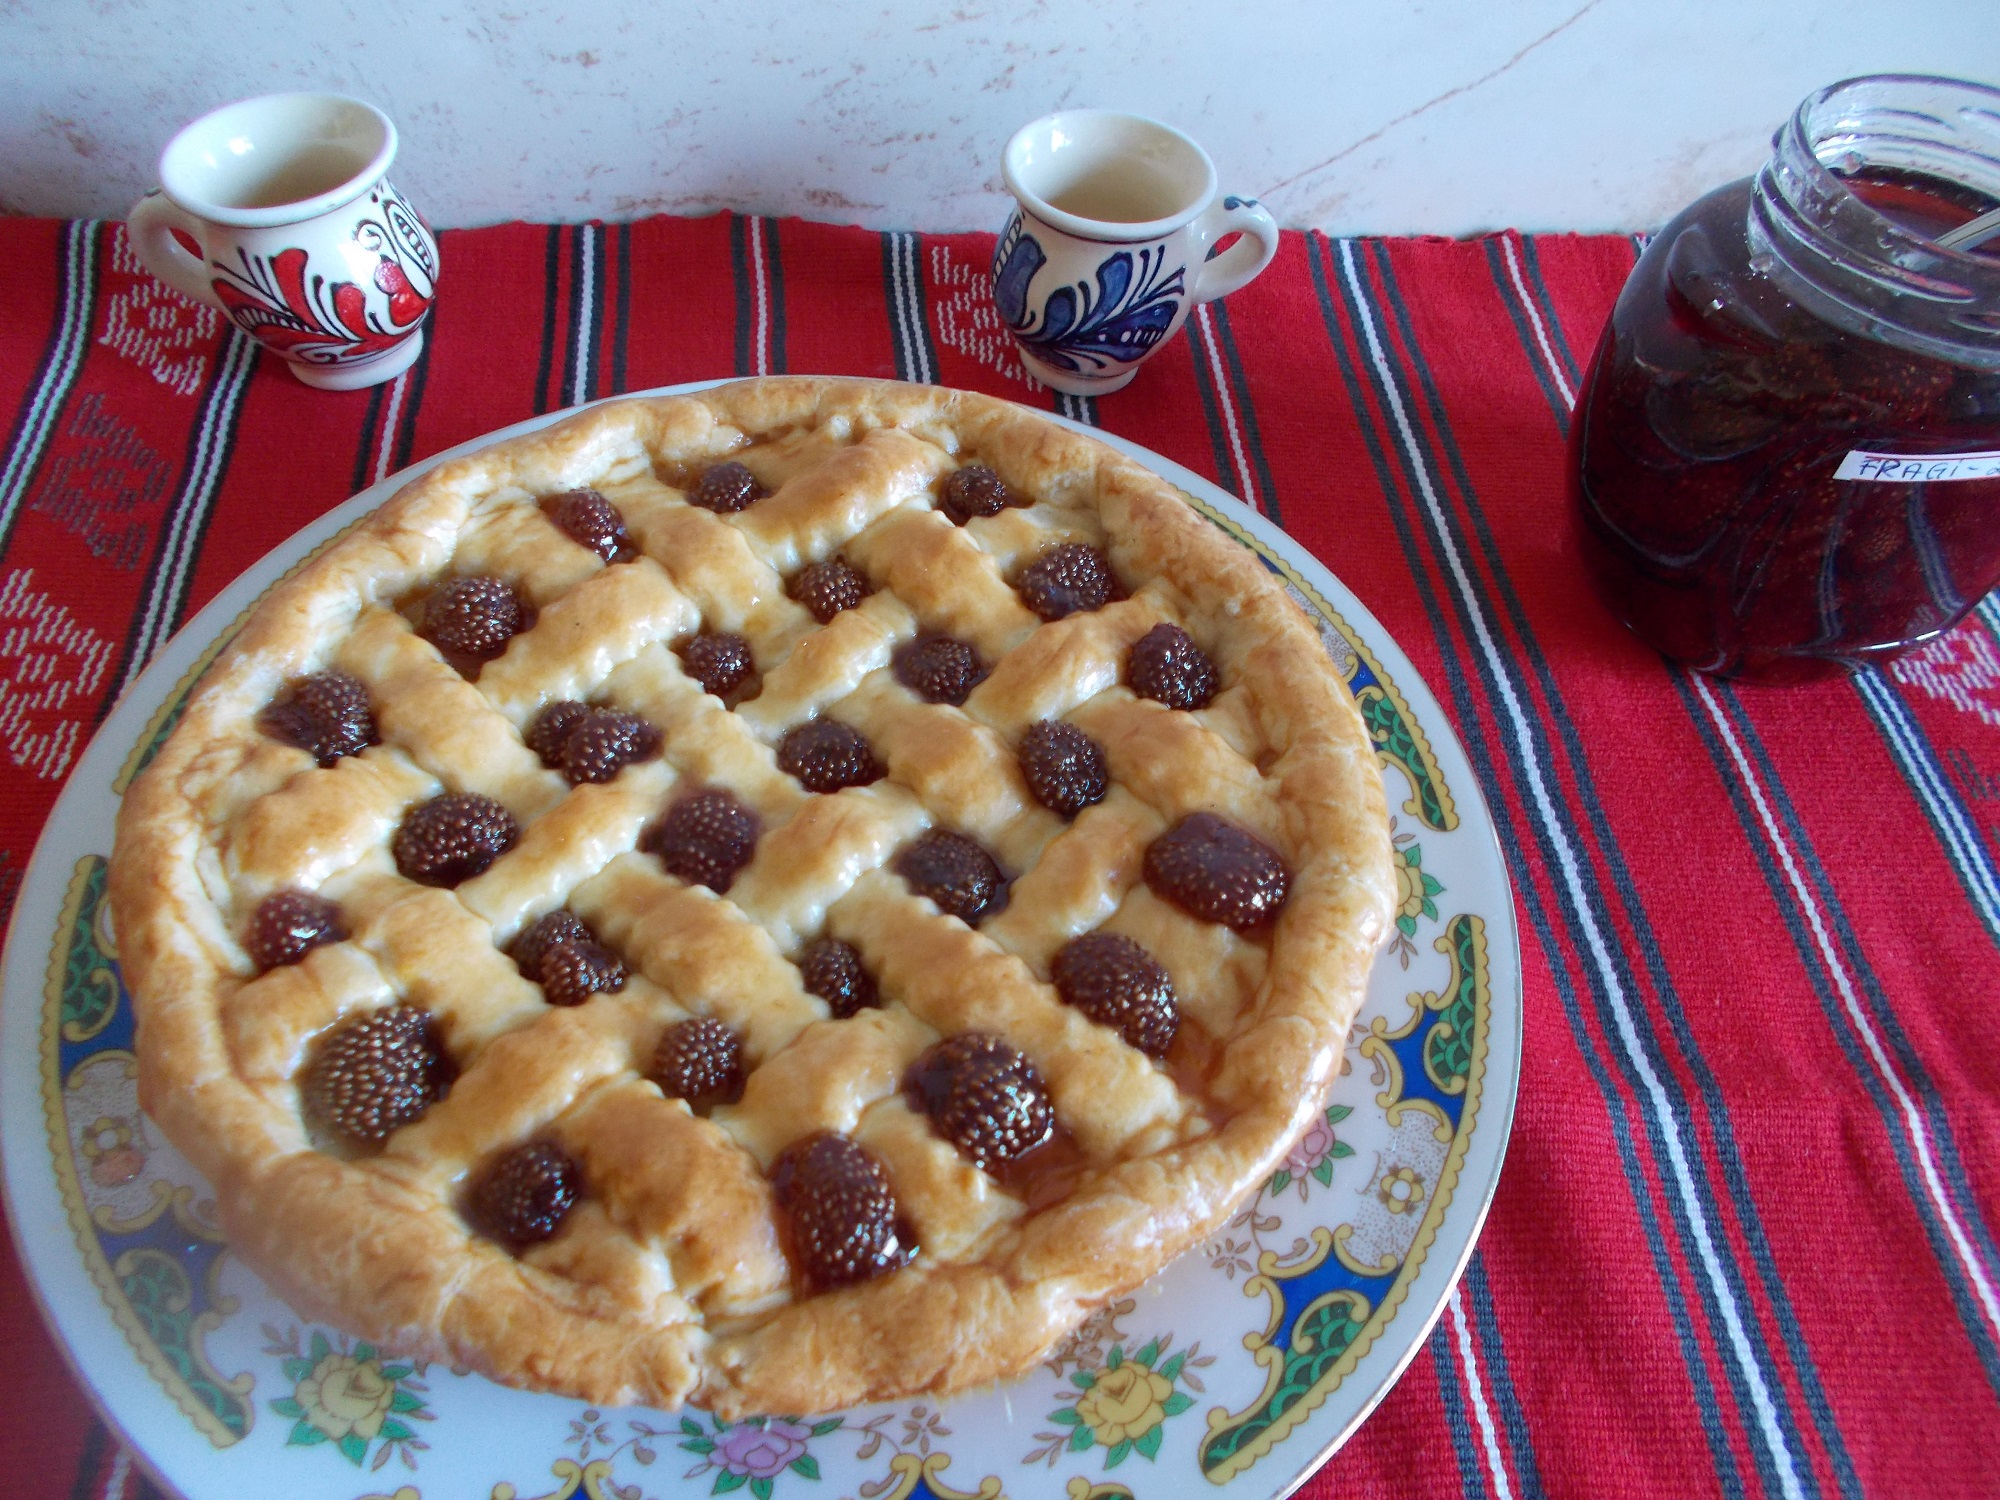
[1,213,1997,1499]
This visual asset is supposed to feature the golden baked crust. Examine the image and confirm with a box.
[109,377,1393,1417]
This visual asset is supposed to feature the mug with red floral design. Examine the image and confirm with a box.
[128,93,438,391]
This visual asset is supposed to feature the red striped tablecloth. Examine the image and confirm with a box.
[2,214,1996,1499]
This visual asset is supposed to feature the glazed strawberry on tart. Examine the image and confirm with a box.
[109,376,1393,1416]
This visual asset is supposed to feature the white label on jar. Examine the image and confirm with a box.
[1835,449,2000,483]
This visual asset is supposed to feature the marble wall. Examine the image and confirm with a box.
[5,0,1993,233]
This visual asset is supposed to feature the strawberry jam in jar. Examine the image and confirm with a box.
[1571,75,2000,681]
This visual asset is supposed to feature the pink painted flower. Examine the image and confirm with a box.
[716,1418,813,1478]
[1283,1116,1337,1179]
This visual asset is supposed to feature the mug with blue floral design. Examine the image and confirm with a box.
[994,110,1280,395]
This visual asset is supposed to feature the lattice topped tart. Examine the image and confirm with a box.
[109,377,1393,1417]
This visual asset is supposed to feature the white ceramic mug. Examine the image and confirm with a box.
[128,93,439,391]
[994,110,1280,395]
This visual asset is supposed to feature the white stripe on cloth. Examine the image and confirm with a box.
[1449,1285,1517,1500]
[0,221,99,538]
[1857,668,2000,937]
[1336,235,1809,1500]
[1497,236,1575,407]
[117,328,258,696]
[371,368,412,486]
[570,222,597,408]
[1194,302,1259,512]
[1692,673,2000,1347]
[751,217,770,377]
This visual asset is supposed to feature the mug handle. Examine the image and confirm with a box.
[128,192,226,309]
[1186,195,1280,303]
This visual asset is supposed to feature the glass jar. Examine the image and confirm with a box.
[1570,74,2000,682]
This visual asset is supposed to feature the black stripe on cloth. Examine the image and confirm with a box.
[1428,1314,1495,1500]
[612,222,633,395]
[105,329,258,703]
[880,232,939,384]
[1182,313,1241,497]
[533,224,562,415]
[732,215,754,376]
[1052,392,1099,426]
[0,220,101,560]
[1466,1256,1551,1500]
[388,340,433,477]
[879,232,910,381]
[760,222,784,376]
[348,379,388,496]
[1491,221,1897,1494]
[1207,300,1285,527]
[1517,235,1586,387]
[762,217,788,375]
[1857,668,2000,949]
[1480,237,1571,434]
[906,234,942,383]
[1307,231,1752,1500]
[1692,671,2000,1405]
[1358,235,1827,1499]
[580,221,607,404]
[67,1417,110,1500]
[557,223,588,408]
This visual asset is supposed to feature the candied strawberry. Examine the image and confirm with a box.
[257,700,323,758]
[526,700,592,768]
[643,789,760,892]
[799,937,877,1018]
[690,461,767,513]
[651,1016,745,1109]
[940,464,1016,524]
[679,633,755,699]
[1016,543,1120,621]
[1143,813,1290,929]
[771,1131,915,1290]
[561,709,661,785]
[790,557,871,623]
[1017,719,1109,817]
[421,576,524,661]
[468,1140,580,1248]
[259,671,376,765]
[905,1033,1055,1171]
[539,939,627,1007]
[778,719,883,793]
[894,829,1005,924]
[511,909,594,981]
[248,889,346,971]
[393,792,519,886]
[1049,932,1179,1056]
[893,636,986,706]
[1128,622,1218,710]
[300,1007,452,1148]
[549,488,629,561]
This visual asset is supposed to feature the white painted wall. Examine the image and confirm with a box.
[5,0,1996,235]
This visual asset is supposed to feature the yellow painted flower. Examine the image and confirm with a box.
[294,1352,396,1442]
[1076,1361,1175,1448]
[1391,842,1442,939]
[1396,852,1424,917]
[1379,1165,1425,1216]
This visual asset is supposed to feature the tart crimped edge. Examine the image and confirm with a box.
[107,376,1395,1417]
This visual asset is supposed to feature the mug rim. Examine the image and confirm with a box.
[158,92,398,229]
[1002,109,1218,243]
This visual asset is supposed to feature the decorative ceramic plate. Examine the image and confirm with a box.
[0,383,1520,1500]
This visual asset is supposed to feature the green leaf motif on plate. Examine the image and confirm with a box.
[1198,1294,1371,1474]
[114,1249,250,1438]
[1423,914,1486,1096]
